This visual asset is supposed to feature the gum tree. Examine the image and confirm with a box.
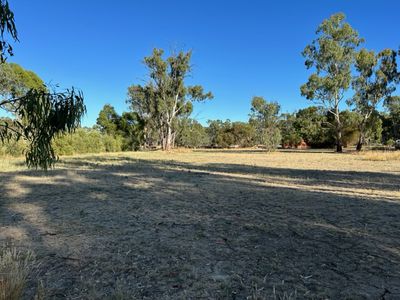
[128,48,213,151]
[249,96,281,151]
[301,13,363,152]
[350,48,399,151]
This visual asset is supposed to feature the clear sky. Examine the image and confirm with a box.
[8,0,400,126]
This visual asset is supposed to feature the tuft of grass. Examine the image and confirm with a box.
[245,283,297,300]
[0,247,35,300]
[360,151,400,161]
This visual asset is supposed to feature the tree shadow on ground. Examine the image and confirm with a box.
[0,157,400,299]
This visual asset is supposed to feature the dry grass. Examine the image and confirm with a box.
[359,150,400,161]
[1,149,400,298]
[0,247,35,300]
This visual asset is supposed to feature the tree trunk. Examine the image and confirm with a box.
[171,131,176,149]
[336,129,343,152]
[356,130,365,152]
[162,124,173,151]
[334,107,343,153]
[356,116,368,152]
[356,139,363,151]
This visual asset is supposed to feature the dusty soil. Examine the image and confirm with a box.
[1,149,400,299]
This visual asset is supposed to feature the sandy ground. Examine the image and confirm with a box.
[1,149,400,299]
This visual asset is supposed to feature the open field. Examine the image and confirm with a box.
[1,149,400,299]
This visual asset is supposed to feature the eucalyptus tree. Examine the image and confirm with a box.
[127,48,213,150]
[249,96,281,150]
[0,3,86,169]
[295,106,332,147]
[176,118,209,148]
[0,87,85,169]
[301,13,363,152]
[96,104,120,136]
[280,113,302,148]
[0,0,17,62]
[350,49,399,150]
[0,62,46,99]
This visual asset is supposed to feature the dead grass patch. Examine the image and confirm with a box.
[359,151,400,161]
[1,149,400,298]
[0,247,35,300]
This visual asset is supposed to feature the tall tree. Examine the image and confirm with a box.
[350,48,399,150]
[127,48,213,150]
[96,104,120,136]
[249,96,281,151]
[301,13,363,152]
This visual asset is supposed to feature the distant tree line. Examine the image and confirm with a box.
[92,95,396,152]
[1,10,400,158]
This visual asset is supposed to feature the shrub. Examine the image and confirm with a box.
[0,139,26,157]
[0,247,35,300]
[52,128,123,156]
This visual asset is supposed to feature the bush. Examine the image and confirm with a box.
[103,134,123,152]
[0,128,126,158]
[52,128,123,156]
[0,139,26,157]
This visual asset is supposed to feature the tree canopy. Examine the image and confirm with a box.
[127,48,213,150]
[249,96,281,150]
[301,13,364,152]
[350,48,399,150]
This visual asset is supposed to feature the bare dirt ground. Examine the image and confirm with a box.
[1,149,400,299]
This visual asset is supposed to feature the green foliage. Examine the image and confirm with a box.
[339,110,361,146]
[365,112,383,144]
[350,48,399,150]
[295,106,333,147]
[249,96,281,150]
[280,113,302,147]
[127,48,213,150]
[0,88,86,169]
[0,136,25,156]
[0,63,45,98]
[119,112,145,150]
[301,12,363,152]
[52,128,122,156]
[95,104,144,151]
[96,104,120,136]
[206,120,255,148]
[230,121,256,147]
[382,96,400,142]
[206,120,234,148]
[176,118,209,148]
[22,89,86,168]
[0,0,17,62]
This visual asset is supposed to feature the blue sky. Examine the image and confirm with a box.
[8,0,400,126]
